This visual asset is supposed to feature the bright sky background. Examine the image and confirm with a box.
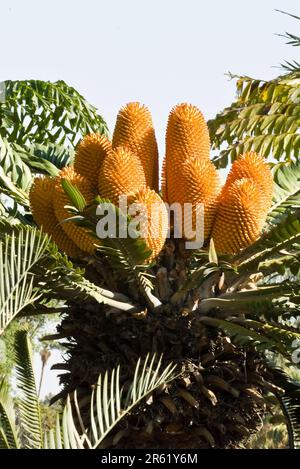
[1,0,300,396]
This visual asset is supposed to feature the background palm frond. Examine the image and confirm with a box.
[14,329,42,449]
[0,377,19,449]
[0,227,50,333]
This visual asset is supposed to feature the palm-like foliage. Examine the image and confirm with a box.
[0,228,50,333]
[0,224,143,328]
[208,12,300,168]
[14,330,42,448]
[0,80,108,146]
[208,71,300,167]
[0,331,176,449]
[0,378,19,449]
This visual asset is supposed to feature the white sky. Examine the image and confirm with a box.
[1,0,300,151]
[1,0,300,396]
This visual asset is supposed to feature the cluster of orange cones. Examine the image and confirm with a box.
[30,102,273,260]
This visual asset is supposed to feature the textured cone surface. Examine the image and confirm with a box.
[212,178,266,254]
[74,133,111,191]
[29,176,82,258]
[164,103,211,204]
[226,152,273,209]
[177,157,221,241]
[112,102,159,191]
[53,167,97,254]
[128,187,168,262]
[99,146,146,205]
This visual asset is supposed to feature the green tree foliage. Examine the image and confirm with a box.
[208,12,300,168]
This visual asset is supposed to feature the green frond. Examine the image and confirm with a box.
[269,364,300,449]
[0,80,108,147]
[235,209,300,273]
[43,354,176,449]
[199,316,280,353]
[0,80,108,209]
[94,199,153,268]
[281,60,300,73]
[68,277,138,313]
[259,254,300,278]
[14,330,42,449]
[0,137,32,193]
[1,331,176,451]
[240,319,300,356]
[267,161,300,226]
[199,283,299,318]
[199,316,300,360]
[208,72,300,167]
[17,143,74,177]
[0,227,50,333]
[0,139,29,207]
[25,241,139,313]
[0,378,20,449]
[171,260,235,305]
[61,194,157,308]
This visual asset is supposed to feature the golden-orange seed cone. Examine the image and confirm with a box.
[74,133,111,192]
[29,176,82,258]
[128,187,169,262]
[99,146,146,205]
[164,103,211,204]
[211,178,267,254]
[112,102,159,191]
[179,157,221,241]
[225,151,273,209]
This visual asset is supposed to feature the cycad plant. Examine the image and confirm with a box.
[0,74,299,448]
[27,100,300,448]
